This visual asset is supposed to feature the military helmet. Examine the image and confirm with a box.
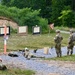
[56,30,60,33]
[25,47,29,51]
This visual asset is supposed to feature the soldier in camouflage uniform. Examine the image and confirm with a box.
[24,47,34,60]
[54,30,63,57]
[67,29,74,55]
[24,47,30,58]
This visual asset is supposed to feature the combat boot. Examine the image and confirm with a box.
[67,50,69,55]
[57,53,59,57]
[70,50,73,55]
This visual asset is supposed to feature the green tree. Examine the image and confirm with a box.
[1,0,75,27]
[1,0,51,22]
[0,4,48,33]
[58,10,75,27]
[50,0,66,26]
[50,0,73,26]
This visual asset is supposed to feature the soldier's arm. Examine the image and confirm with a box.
[54,35,58,43]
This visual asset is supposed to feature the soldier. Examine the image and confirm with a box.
[67,29,74,55]
[24,47,34,60]
[24,47,30,58]
[54,30,63,57]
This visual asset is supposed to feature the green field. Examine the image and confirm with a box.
[0,69,35,75]
[45,55,75,61]
[0,33,69,52]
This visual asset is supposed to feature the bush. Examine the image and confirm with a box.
[38,18,48,33]
[58,9,75,27]
[0,5,48,33]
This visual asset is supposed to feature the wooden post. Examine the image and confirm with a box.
[4,25,7,54]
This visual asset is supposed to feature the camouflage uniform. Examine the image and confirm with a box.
[24,48,29,58]
[67,30,74,55]
[54,30,63,57]
[24,48,34,59]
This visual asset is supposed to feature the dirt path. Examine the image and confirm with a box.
[35,60,75,75]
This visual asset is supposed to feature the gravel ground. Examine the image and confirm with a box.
[0,46,75,75]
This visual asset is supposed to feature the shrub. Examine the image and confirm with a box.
[38,18,48,33]
[0,5,48,33]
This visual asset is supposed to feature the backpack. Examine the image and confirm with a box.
[72,33,75,41]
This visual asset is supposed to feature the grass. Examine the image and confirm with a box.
[0,69,35,75]
[45,55,75,61]
[0,32,69,51]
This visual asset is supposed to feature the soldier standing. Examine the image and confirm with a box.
[67,29,74,55]
[54,30,63,57]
